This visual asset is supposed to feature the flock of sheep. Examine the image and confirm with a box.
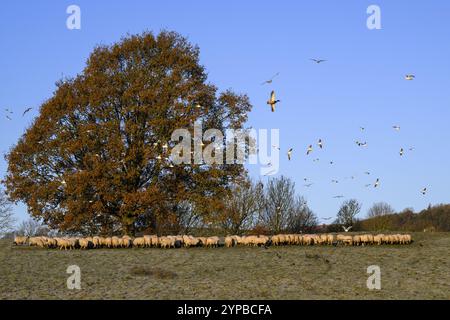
[13,233,412,250]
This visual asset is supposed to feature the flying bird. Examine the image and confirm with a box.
[4,108,13,114]
[267,90,280,112]
[405,74,415,81]
[313,158,320,162]
[393,125,401,131]
[318,139,323,149]
[5,115,12,121]
[306,145,313,155]
[272,145,280,150]
[409,147,415,151]
[342,226,352,232]
[364,171,370,175]
[360,127,365,131]
[304,183,313,188]
[22,107,32,116]
[263,169,277,176]
[261,72,280,85]
[321,217,333,221]
[287,148,293,160]
[333,195,344,198]
[374,178,380,188]
[365,184,372,188]
[329,161,334,165]
[421,188,427,195]
[310,58,326,64]
[331,179,339,184]
[356,141,368,147]
[400,148,404,156]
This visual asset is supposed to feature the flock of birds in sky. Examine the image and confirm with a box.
[3,107,33,120]
[260,59,427,203]
[1,59,427,217]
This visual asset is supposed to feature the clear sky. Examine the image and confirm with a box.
[1,0,449,224]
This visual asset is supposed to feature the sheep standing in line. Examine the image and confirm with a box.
[225,236,236,248]
[79,238,92,250]
[159,236,175,249]
[13,236,29,246]
[13,232,413,249]
[205,236,220,248]
[133,237,145,248]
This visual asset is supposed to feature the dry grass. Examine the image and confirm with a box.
[0,232,449,299]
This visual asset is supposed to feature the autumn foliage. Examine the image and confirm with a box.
[4,31,252,236]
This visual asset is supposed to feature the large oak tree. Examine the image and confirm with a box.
[4,31,251,236]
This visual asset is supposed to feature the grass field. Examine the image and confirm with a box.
[0,232,449,300]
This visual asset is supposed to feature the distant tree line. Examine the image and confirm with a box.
[353,204,450,232]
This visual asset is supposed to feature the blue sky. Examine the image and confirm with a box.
[1,0,449,224]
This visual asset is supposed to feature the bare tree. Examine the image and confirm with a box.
[16,218,48,237]
[335,199,362,226]
[287,196,318,233]
[0,190,16,235]
[219,179,261,234]
[258,176,296,233]
[367,202,395,218]
[176,201,204,234]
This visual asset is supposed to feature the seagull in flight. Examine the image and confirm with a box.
[261,72,280,85]
[4,108,13,114]
[333,195,344,199]
[331,179,339,184]
[399,148,404,156]
[421,188,427,195]
[306,145,313,155]
[313,158,320,162]
[318,139,323,149]
[304,183,313,188]
[409,147,415,151]
[267,90,280,112]
[365,184,372,188]
[393,125,401,131]
[22,107,32,116]
[321,217,333,221]
[310,58,326,64]
[287,148,293,160]
[364,171,370,175]
[405,74,415,81]
[263,169,277,176]
[5,115,12,121]
[374,178,380,188]
[360,127,365,131]
[342,226,352,233]
[356,141,368,147]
